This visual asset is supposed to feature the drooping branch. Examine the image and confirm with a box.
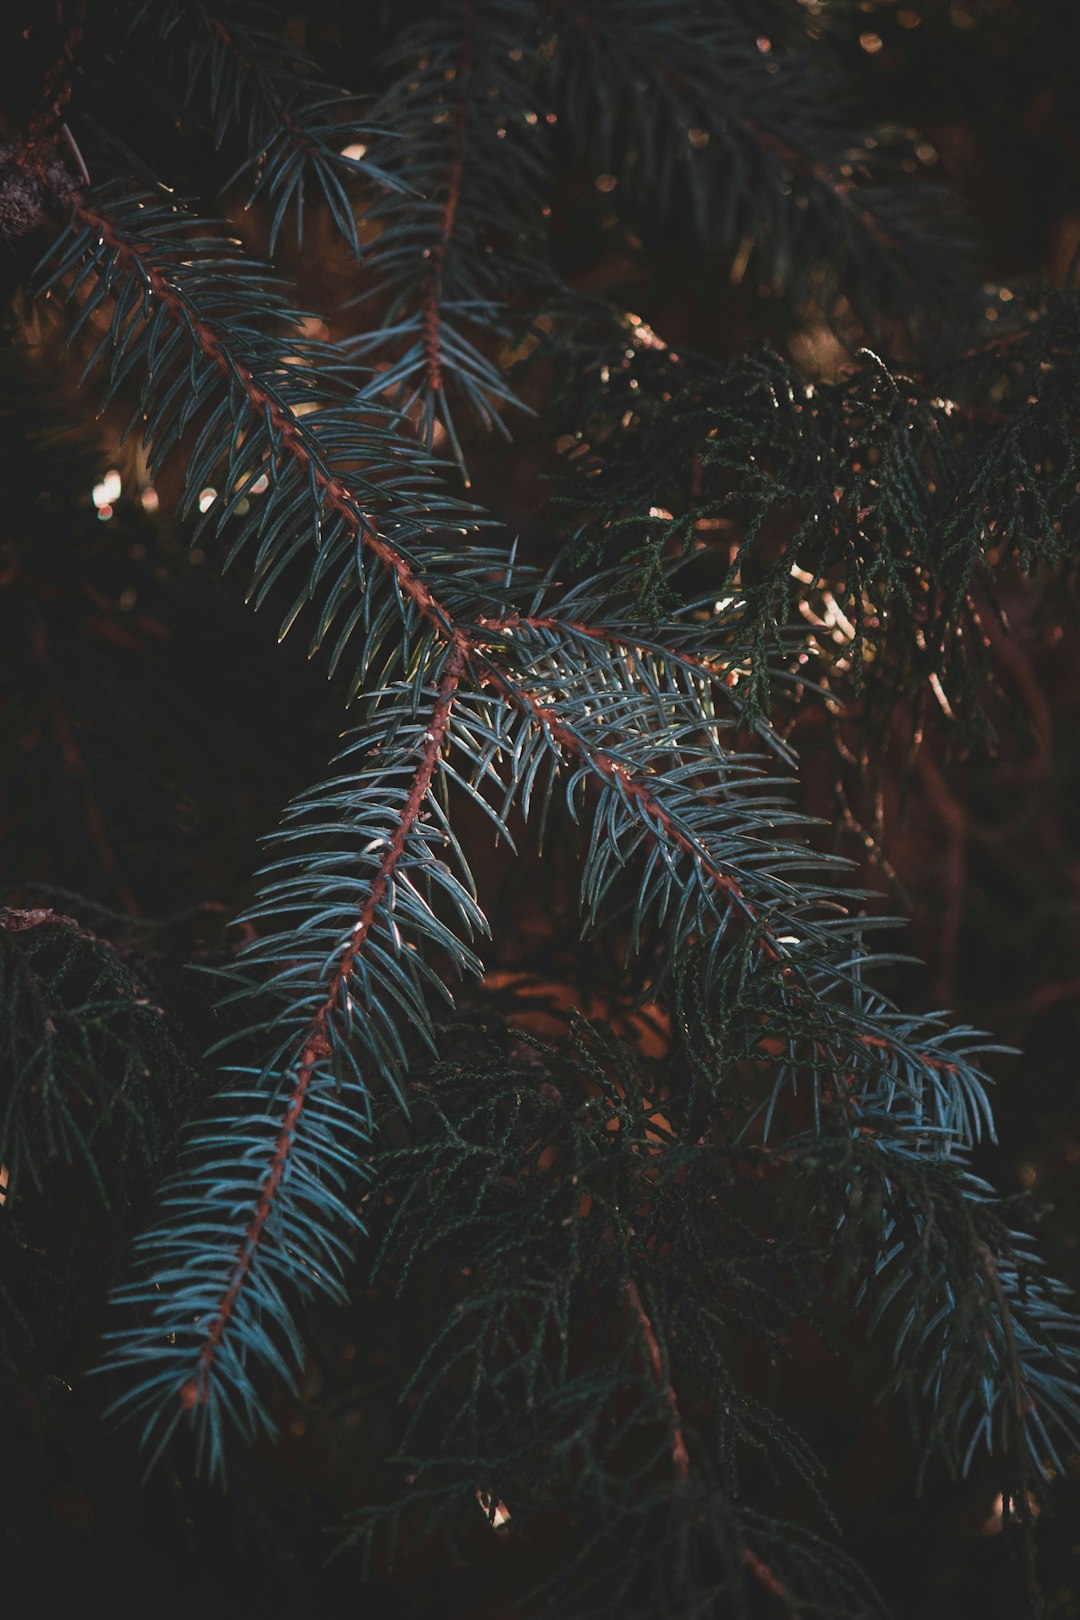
[180,646,465,1408]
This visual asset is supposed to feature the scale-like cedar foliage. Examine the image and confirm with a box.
[0,1,1078,1614]
[561,292,1080,744]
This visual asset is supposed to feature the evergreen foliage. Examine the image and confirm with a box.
[0,906,206,1514]
[1,1,1079,1613]
[562,288,1080,743]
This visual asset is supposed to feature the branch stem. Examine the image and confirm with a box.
[623,1276,689,1480]
[180,647,466,1408]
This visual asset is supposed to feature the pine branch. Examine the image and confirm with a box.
[348,0,547,464]
[18,157,1080,1503]
[6,10,1080,1610]
[102,654,485,1472]
[151,0,395,253]
[543,0,974,334]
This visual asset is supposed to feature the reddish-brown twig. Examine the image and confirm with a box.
[624,1275,689,1480]
[624,1275,795,1606]
[740,1543,795,1607]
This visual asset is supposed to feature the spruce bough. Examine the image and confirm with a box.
[0,3,1077,1614]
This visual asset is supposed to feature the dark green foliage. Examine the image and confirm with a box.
[562,291,1080,744]
[340,0,974,461]
[335,992,1078,1613]
[0,909,206,1503]
[349,0,548,460]
[540,0,973,337]
[343,1018,886,1617]
[144,0,395,254]
[1,2,1079,1614]
[0,908,197,1202]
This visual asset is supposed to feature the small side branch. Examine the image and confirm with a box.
[197,2,319,160]
[489,668,782,958]
[421,0,475,396]
[488,667,960,1096]
[624,1276,689,1480]
[740,1543,795,1608]
[478,611,740,690]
